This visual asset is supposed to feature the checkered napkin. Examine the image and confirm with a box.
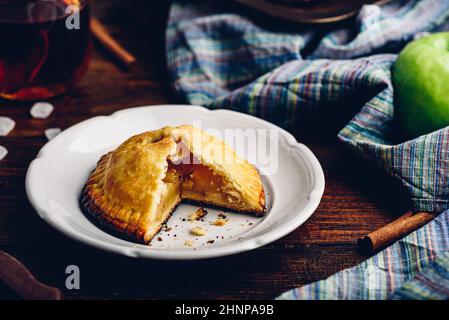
[166,0,449,299]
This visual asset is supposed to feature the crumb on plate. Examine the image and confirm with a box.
[184,240,194,247]
[218,213,227,219]
[188,207,208,221]
[190,226,207,236]
[211,218,227,226]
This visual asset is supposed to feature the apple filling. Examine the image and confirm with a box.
[169,159,244,209]
[149,156,246,237]
[181,165,242,206]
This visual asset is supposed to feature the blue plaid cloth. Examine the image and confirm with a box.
[277,209,449,300]
[167,0,449,299]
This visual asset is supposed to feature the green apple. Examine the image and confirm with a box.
[393,32,449,139]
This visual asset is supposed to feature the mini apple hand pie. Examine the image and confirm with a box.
[81,125,266,244]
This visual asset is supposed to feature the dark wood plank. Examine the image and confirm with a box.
[0,0,406,299]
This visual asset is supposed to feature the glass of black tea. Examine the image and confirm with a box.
[0,0,91,100]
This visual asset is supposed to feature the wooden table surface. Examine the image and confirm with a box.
[0,0,406,299]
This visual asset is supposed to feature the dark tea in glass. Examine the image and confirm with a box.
[0,0,91,100]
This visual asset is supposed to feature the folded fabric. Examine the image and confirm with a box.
[277,209,449,300]
[391,248,449,299]
[166,0,449,299]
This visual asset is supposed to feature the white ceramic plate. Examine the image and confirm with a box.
[26,105,324,260]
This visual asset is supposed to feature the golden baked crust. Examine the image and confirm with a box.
[81,125,266,244]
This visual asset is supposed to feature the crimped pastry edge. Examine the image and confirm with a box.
[80,186,181,244]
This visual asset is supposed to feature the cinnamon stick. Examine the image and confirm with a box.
[90,17,137,69]
[358,211,437,254]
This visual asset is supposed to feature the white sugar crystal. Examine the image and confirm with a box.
[45,128,61,140]
[30,102,54,119]
[0,117,15,136]
[0,145,7,161]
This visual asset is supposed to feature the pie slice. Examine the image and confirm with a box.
[81,125,266,244]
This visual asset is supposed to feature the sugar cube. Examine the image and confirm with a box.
[45,128,62,141]
[30,102,54,119]
[0,145,7,162]
[0,117,15,136]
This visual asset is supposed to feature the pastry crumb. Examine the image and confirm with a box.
[184,240,194,247]
[45,128,61,141]
[211,218,227,226]
[157,237,163,241]
[188,207,208,221]
[190,226,207,236]
[218,213,227,219]
[207,240,215,244]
